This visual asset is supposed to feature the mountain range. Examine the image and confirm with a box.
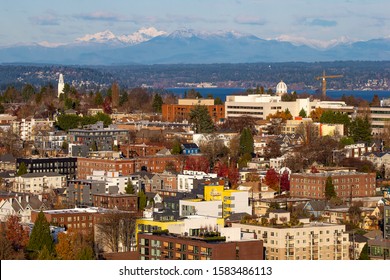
[0,28,389,65]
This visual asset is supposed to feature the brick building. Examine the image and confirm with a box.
[77,155,182,179]
[120,143,165,157]
[162,99,225,123]
[31,207,99,232]
[138,232,263,260]
[93,193,138,211]
[290,171,376,199]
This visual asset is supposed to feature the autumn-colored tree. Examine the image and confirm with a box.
[5,215,29,251]
[56,229,95,260]
[102,96,112,114]
[264,168,280,191]
[266,110,292,122]
[184,156,210,173]
[310,166,319,173]
[214,161,229,177]
[279,170,290,192]
[228,163,240,188]
[309,107,324,122]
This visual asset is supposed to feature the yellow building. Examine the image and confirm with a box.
[204,185,251,217]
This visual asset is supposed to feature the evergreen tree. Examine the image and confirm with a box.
[125,181,135,195]
[189,105,214,133]
[171,139,182,155]
[152,94,163,113]
[350,116,372,143]
[27,211,54,258]
[239,127,254,156]
[214,97,223,105]
[358,243,370,260]
[325,176,337,200]
[299,108,307,118]
[16,162,28,176]
[138,190,147,211]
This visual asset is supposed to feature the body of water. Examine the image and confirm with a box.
[167,88,390,102]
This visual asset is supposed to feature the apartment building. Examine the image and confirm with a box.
[162,98,225,123]
[232,218,349,260]
[138,232,263,260]
[16,157,77,180]
[11,118,54,141]
[13,172,66,194]
[93,193,138,211]
[290,171,376,199]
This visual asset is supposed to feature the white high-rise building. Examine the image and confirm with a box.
[58,73,64,98]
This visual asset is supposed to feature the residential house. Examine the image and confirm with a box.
[0,193,46,223]
[181,143,200,155]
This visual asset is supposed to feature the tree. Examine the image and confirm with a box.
[350,116,372,143]
[27,211,54,258]
[264,168,280,191]
[96,211,137,253]
[171,139,182,155]
[239,127,254,156]
[214,97,223,105]
[370,94,380,107]
[184,156,210,173]
[189,105,214,133]
[325,176,337,200]
[348,203,362,227]
[358,243,370,260]
[299,108,307,118]
[56,229,94,260]
[5,215,29,251]
[309,107,324,122]
[279,170,290,192]
[264,140,281,160]
[16,162,28,176]
[94,92,103,106]
[152,94,163,113]
[125,181,135,195]
[138,190,147,211]
[0,231,14,260]
[228,163,240,188]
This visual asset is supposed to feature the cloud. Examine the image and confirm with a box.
[74,12,134,23]
[302,18,337,27]
[234,16,266,26]
[29,15,60,26]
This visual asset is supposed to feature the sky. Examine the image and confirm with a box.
[1,0,389,47]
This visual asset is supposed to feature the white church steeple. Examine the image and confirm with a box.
[58,73,64,98]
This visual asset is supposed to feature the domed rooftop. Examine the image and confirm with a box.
[276,80,288,95]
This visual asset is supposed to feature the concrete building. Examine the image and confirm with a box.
[385,204,390,240]
[68,121,129,151]
[13,172,66,194]
[177,170,218,192]
[290,171,376,199]
[87,170,130,194]
[369,103,390,135]
[67,179,118,207]
[225,94,352,120]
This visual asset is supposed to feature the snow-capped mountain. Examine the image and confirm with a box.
[75,27,166,45]
[0,28,389,64]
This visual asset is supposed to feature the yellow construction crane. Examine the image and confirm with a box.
[315,70,343,99]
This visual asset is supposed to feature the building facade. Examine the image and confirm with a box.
[232,221,349,260]
[290,171,376,199]
[13,172,66,194]
[138,232,263,260]
[16,157,77,180]
[162,98,225,123]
